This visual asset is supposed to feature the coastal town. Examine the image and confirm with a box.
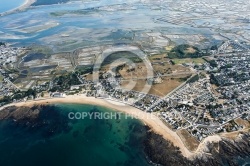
[0,38,249,152]
[2,0,250,165]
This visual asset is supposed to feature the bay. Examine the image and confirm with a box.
[0,103,151,166]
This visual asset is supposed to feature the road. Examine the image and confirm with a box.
[5,78,19,90]
[146,73,197,112]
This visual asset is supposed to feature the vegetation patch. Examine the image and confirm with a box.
[168,44,206,59]
[50,73,81,92]
[0,74,3,82]
[187,74,199,83]
[203,57,218,67]
[101,51,143,67]
[172,58,205,65]
[75,65,94,75]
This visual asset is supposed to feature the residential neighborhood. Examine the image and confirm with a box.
[0,40,249,143]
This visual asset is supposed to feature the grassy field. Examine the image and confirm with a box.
[101,60,190,81]
[0,74,3,82]
[172,58,205,65]
[148,78,183,96]
[177,129,200,152]
[165,45,175,51]
[149,54,166,61]
[120,75,190,97]
[235,118,250,129]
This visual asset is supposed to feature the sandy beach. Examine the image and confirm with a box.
[1,95,195,158]
[0,0,36,16]
[18,0,36,10]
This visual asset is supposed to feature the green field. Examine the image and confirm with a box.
[172,58,205,65]
[0,74,3,82]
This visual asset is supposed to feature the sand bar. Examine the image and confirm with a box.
[0,0,36,16]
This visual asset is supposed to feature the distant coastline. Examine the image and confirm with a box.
[0,0,36,16]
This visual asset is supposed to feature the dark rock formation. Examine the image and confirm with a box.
[0,105,40,121]
[144,128,250,166]
[0,105,72,138]
[144,128,193,166]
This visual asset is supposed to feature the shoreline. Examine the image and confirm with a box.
[1,95,245,161]
[1,95,194,158]
[1,96,248,165]
[0,0,36,16]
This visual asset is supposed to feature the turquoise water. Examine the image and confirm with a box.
[0,0,25,13]
[0,104,150,166]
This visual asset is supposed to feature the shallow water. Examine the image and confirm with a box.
[0,103,151,166]
[0,0,213,52]
[0,0,25,13]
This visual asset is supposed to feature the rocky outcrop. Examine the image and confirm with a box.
[143,128,193,166]
[0,105,72,138]
[144,129,250,166]
[0,105,40,121]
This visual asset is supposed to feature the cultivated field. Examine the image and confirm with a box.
[121,75,190,97]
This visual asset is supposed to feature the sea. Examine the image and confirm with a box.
[0,0,25,13]
[0,103,151,166]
